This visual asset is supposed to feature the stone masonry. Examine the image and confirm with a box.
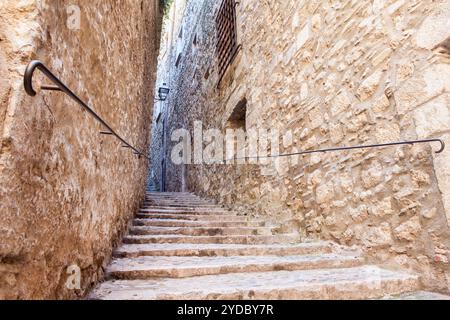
[0,1,161,299]
[151,0,450,293]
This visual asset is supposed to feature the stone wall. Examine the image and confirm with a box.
[0,0,161,299]
[157,0,450,292]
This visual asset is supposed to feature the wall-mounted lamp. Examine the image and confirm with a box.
[155,83,170,101]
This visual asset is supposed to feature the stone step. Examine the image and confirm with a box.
[145,200,215,205]
[133,218,267,228]
[129,226,275,236]
[145,200,210,204]
[135,213,252,221]
[90,266,419,300]
[144,197,204,202]
[107,254,365,279]
[140,206,227,214]
[144,204,218,208]
[146,192,194,195]
[144,202,219,207]
[139,208,231,215]
[142,204,223,208]
[145,195,201,200]
[146,196,212,200]
[113,242,333,258]
[379,291,450,300]
[123,234,300,245]
[145,194,207,198]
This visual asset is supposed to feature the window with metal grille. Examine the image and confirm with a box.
[216,0,239,85]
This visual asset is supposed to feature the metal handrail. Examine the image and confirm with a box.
[24,62,445,164]
[24,60,149,160]
[227,139,445,162]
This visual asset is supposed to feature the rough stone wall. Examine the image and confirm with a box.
[158,0,450,292]
[0,0,160,299]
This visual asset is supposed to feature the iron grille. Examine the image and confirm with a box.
[216,0,239,85]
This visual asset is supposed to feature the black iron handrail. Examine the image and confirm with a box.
[227,139,445,162]
[24,60,149,160]
[24,62,445,164]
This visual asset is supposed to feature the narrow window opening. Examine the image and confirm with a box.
[226,98,247,130]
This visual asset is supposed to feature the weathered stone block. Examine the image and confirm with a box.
[357,70,384,101]
[370,197,394,217]
[415,1,450,49]
[331,90,352,116]
[394,216,422,242]
[411,170,431,187]
[414,94,450,138]
[375,122,400,143]
[361,161,384,189]
[315,181,335,205]
[423,64,450,97]
[360,223,393,247]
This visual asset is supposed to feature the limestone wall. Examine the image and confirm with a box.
[158,0,450,292]
[0,0,160,299]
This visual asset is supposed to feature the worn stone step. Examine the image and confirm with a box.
[144,204,218,209]
[129,226,275,236]
[140,207,229,214]
[144,197,215,204]
[138,212,233,218]
[135,213,252,221]
[139,208,231,215]
[146,192,194,196]
[146,194,197,197]
[145,194,208,198]
[145,198,207,202]
[113,242,333,258]
[144,200,219,203]
[107,254,364,279]
[145,195,201,200]
[144,197,205,202]
[133,218,266,228]
[145,198,215,203]
[123,234,300,245]
[90,266,419,300]
[379,291,450,300]
[141,205,226,210]
[144,203,219,208]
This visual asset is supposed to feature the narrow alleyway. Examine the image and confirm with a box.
[3,0,450,302]
[90,192,447,300]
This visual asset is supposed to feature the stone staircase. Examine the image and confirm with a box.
[89,192,444,300]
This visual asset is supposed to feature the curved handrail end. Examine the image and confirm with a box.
[24,60,44,97]
[22,60,150,161]
[436,139,446,154]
